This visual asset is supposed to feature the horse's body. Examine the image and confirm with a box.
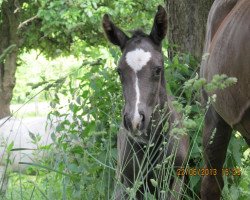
[103,6,189,199]
[0,117,54,196]
[200,0,250,199]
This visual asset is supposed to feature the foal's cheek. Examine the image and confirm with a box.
[147,82,159,106]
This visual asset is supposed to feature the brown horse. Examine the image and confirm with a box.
[103,6,189,200]
[200,0,250,199]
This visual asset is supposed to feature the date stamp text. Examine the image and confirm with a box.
[177,168,241,176]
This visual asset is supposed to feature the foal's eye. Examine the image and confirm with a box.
[154,66,162,76]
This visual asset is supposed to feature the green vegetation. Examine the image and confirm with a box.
[5,48,250,199]
[13,50,81,104]
[1,0,249,199]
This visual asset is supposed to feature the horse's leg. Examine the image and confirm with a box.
[0,165,8,197]
[115,130,144,200]
[201,106,232,200]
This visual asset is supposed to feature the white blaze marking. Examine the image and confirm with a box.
[126,48,152,72]
[133,76,141,129]
[125,48,151,129]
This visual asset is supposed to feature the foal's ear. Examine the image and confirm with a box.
[102,14,129,50]
[150,5,168,44]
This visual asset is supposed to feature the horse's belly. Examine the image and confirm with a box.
[0,117,52,172]
[201,0,250,126]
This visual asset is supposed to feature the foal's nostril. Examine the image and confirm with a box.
[139,112,145,130]
[140,113,145,123]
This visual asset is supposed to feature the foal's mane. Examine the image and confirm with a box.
[130,29,148,38]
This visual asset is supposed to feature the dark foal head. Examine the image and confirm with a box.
[103,6,168,142]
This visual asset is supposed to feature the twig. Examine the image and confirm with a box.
[18,15,38,29]
[0,44,17,62]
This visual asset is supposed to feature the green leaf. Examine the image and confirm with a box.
[150,179,158,188]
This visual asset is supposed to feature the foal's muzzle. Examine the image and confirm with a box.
[123,112,145,134]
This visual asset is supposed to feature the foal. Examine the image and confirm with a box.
[103,6,189,199]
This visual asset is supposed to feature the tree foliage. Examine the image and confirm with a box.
[13,0,164,57]
[0,0,163,118]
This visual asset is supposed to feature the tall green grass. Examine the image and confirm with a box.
[1,50,249,200]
